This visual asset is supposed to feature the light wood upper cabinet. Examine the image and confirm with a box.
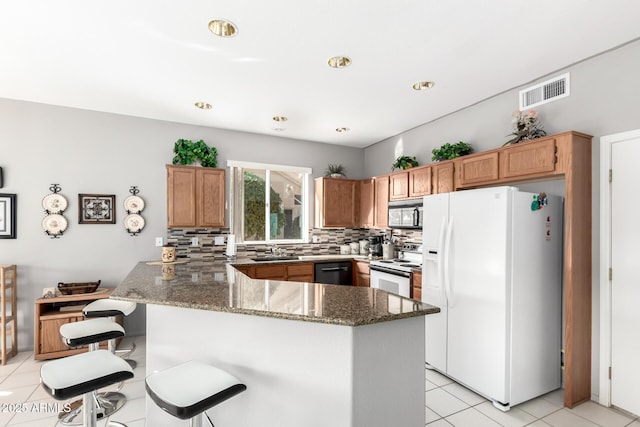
[459,152,499,186]
[409,166,432,198]
[432,161,455,194]
[389,172,409,200]
[315,177,359,228]
[167,164,226,228]
[197,167,226,227]
[374,176,389,228]
[359,179,375,228]
[499,138,557,179]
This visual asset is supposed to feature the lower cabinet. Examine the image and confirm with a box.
[254,264,285,280]
[34,289,120,361]
[353,261,370,287]
[236,261,368,286]
[286,263,314,282]
[412,271,422,301]
[236,262,314,282]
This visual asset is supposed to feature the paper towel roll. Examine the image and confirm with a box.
[225,234,236,257]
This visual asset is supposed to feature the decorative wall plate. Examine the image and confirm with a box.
[42,193,68,214]
[123,195,145,213]
[124,213,145,233]
[42,214,68,236]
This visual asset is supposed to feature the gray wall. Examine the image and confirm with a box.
[0,98,364,348]
[364,38,640,399]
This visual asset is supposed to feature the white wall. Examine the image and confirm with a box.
[0,98,364,348]
[364,38,640,400]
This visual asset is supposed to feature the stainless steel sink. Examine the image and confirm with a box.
[250,256,299,262]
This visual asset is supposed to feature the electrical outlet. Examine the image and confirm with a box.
[155,237,163,247]
[312,235,319,243]
[191,237,199,247]
[214,236,225,246]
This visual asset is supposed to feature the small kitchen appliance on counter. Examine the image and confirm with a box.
[368,236,383,257]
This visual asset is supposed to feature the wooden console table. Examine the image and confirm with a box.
[34,288,119,360]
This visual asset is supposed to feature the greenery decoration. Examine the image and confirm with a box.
[391,156,419,171]
[324,163,346,177]
[431,141,473,161]
[172,139,218,167]
[504,109,547,146]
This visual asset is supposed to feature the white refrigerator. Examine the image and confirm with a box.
[422,186,563,410]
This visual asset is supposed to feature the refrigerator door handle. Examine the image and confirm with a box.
[444,216,454,307]
[437,216,447,301]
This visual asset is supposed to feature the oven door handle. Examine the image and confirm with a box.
[370,265,412,278]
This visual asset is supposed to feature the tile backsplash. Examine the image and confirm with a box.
[167,228,422,260]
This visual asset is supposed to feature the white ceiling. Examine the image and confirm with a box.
[1,1,639,148]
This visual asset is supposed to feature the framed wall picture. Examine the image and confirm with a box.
[78,194,116,224]
[0,193,17,239]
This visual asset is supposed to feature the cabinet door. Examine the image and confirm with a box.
[499,138,557,179]
[359,179,375,228]
[167,165,197,227]
[197,168,226,227]
[353,261,370,287]
[412,271,422,301]
[409,166,432,198]
[254,264,286,280]
[389,172,409,200]
[432,162,455,194]
[40,317,77,354]
[374,177,389,228]
[321,178,358,228]
[459,152,499,186]
[286,263,314,282]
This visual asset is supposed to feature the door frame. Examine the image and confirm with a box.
[598,128,640,407]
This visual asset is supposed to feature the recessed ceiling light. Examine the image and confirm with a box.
[336,127,350,133]
[272,116,288,122]
[208,19,238,37]
[328,56,351,68]
[194,102,212,110]
[412,81,435,91]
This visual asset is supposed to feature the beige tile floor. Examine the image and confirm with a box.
[0,337,636,426]
[426,368,640,427]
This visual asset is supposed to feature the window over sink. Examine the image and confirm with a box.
[228,160,311,244]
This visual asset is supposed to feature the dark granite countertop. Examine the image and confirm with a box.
[111,261,439,326]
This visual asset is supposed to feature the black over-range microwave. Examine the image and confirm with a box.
[388,199,423,229]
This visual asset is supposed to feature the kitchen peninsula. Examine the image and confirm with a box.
[112,260,439,427]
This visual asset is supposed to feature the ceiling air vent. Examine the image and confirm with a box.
[519,72,570,110]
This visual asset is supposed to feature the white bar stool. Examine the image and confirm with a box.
[58,318,128,425]
[83,299,138,369]
[145,360,246,427]
[40,353,133,427]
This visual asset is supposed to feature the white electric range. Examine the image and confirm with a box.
[369,243,422,298]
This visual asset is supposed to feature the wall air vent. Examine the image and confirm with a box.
[519,72,570,110]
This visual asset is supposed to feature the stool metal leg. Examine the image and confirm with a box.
[190,412,204,427]
[107,316,137,370]
[82,390,96,427]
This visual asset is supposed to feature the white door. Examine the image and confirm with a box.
[611,137,640,415]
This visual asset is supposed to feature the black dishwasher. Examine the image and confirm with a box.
[314,261,352,286]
